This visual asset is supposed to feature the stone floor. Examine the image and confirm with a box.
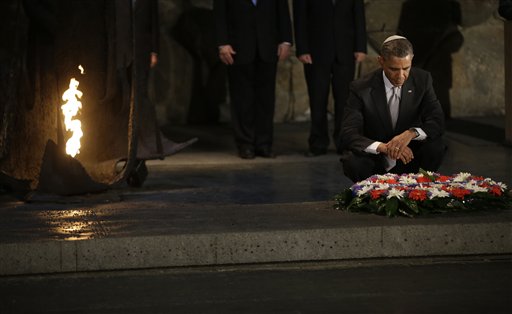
[0,118,511,275]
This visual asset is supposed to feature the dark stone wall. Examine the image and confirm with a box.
[0,0,131,185]
[0,0,506,186]
[155,0,505,124]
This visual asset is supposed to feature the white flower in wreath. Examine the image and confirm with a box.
[358,179,374,187]
[376,174,396,181]
[425,170,435,176]
[387,188,405,199]
[430,183,445,189]
[399,176,417,185]
[356,185,373,197]
[377,183,390,190]
[428,188,450,199]
[453,172,471,182]
[497,182,508,190]
[465,183,487,193]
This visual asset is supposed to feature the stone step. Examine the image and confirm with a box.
[1,202,510,276]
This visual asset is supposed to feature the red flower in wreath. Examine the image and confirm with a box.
[370,189,386,200]
[416,176,432,183]
[450,187,471,199]
[491,185,503,196]
[409,189,428,201]
[438,176,451,182]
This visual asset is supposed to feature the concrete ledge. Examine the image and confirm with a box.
[1,221,510,276]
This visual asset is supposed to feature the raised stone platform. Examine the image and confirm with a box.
[1,121,511,276]
[1,199,510,276]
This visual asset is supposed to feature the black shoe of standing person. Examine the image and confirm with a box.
[255,147,276,158]
[238,148,255,159]
[305,149,327,157]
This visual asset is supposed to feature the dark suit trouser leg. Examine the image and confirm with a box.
[331,61,355,152]
[304,63,332,152]
[228,63,256,150]
[254,60,277,151]
[341,152,387,183]
[228,60,277,150]
[342,137,445,182]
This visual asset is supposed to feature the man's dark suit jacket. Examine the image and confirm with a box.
[114,0,159,68]
[214,0,292,65]
[397,0,462,68]
[500,0,512,20]
[341,68,445,153]
[133,0,159,58]
[293,0,367,65]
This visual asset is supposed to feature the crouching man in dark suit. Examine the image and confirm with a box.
[339,36,445,182]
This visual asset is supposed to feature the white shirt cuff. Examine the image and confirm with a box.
[385,157,396,171]
[364,142,382,154]
[412,128,427,141]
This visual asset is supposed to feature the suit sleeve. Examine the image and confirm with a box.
[451,0,462,25]
[278,0,293,44]
[151,0,159,54]
[353,0,367,53]
[292,0,308,55]
[499,0,512,20]
[213,0,229,46]
[22,0,58,35]
[417,73,445,139]
[341,83,375,152]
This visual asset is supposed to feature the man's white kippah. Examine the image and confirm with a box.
[382,35,407,44]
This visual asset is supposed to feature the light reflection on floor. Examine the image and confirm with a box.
[38,209,97,240]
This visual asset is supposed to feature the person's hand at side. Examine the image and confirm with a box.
[298,53,312,64]
[354,52,366,63]
[277,43,291,61]
[219,45,236,65]
[150,52,158,68]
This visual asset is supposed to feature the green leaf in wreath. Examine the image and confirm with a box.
[447,199,465,209]
[398,208,415,218]
[347,196,366,211]
[402,198,419,214]
[334,189,353,205]
[386,197,399,217]
[419,168,436,181]
[431,198,451,209]
[366,199,381,213]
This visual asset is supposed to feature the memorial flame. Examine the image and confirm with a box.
[61,66,84,157]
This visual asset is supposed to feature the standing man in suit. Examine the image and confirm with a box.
[104,0,160,186]
[397,0,463,120]
[22,0,59,111]
[339,36,445,182]
[107,0,159,105]
[214,0,292,159]
[133,0,159,91]
[293,0,367,157]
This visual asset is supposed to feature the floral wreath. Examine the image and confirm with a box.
[335,169,512,217]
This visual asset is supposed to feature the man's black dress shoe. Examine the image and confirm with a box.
[255,148,276,158]
[305,150,327,157]
[238,148,255,159]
